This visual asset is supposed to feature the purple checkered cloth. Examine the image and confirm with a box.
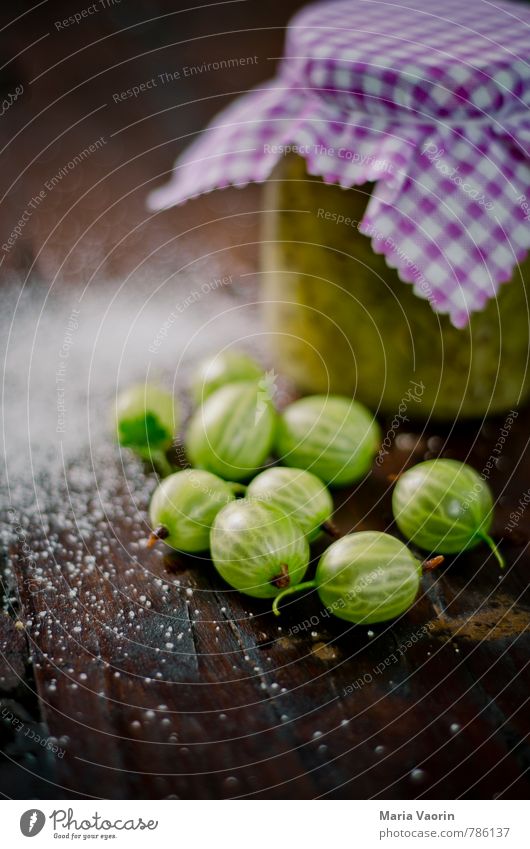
[148,0,530,327]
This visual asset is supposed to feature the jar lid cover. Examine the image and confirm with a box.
[149,0,530,327]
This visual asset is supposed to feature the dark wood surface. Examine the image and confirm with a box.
[1,0,529,800]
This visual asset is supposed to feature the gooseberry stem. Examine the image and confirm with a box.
[147,525,169,549]
[321,520,341,539]
[271,563,290,589]
[423,555,445,572]
[149,450,175,479]
[479,532,506,569]
[272,580,318,617]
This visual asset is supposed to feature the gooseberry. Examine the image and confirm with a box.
[210,499,310,598]
[115,383,178,475]
[273,531,422,623]
[185,381,277,481]
[246,467,335,542]
[192,350,262,403]
[275,395,380,487]
[392,459,504,567]
[148,469,236,553]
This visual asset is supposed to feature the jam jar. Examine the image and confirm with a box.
[261,153,530,419]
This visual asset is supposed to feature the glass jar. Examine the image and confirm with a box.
[262,154,530,420]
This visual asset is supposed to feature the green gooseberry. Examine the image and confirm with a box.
[275,395,381,487]
[191,350,262,404]
[210,499,310,598]
[115,383,178,475]
[148,469,237,553]
[392,458,504,567]
[246,467,335,542]
[185,381,277,482]
[273,531,422,624]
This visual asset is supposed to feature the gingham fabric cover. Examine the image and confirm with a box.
[148,0,530,327]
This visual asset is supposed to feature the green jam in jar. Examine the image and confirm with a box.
[262,155,530,420]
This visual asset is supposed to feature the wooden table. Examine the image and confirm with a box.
[1,0,529,800]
